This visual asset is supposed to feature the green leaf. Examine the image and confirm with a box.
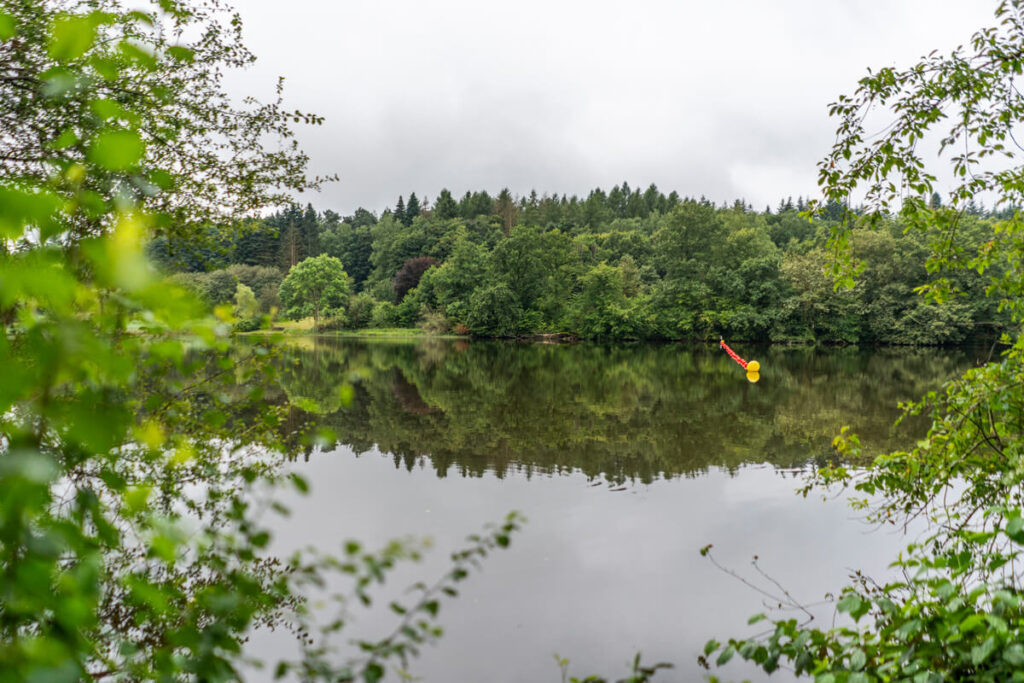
[49,15,96,61]
[0,11,15,40]
[167,45,195,62]
[1005,644,1024,667]
[363,662,383,683]
[88,129,144,171]
[289,472,309,493]
[960,613,985,632]
[119,40,157,69]
[971,637,997,666]
[90,99,129,122]
[48,128,79,150]
[837,594,870,621]
[1006,516,1024,544]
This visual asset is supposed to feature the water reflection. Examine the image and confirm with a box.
[248,339,980,682]
[273,338,976,481]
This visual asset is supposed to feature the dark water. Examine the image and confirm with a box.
[250,339,980,681]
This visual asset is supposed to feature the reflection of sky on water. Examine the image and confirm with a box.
[249,450,913,682]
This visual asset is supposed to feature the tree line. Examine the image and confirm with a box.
[153,188,1009,343]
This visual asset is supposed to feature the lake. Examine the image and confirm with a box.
[248,338,982,682]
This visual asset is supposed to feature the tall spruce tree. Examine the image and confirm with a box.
[494,188,518,235]
[434,189,459,219]
[405,192,421,226]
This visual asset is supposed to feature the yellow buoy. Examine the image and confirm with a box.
[746,360,760,373]
[746,371,760,384]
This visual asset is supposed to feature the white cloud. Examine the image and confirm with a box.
[228,0,998,214]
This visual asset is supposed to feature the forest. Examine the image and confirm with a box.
[152,189,1010,344]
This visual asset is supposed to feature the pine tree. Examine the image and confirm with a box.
[458,191,473,218]
[608,184,626,218]
[494,188,518,236]
[301,203,320,258]
[394,196,406,221]
[434,189,459,219]
[626,189,646,218]
[642,183,661,214]
[405,192,420,225]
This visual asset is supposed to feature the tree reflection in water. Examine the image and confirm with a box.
[271,338,977,482]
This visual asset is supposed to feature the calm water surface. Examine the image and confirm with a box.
[249,339,981,682]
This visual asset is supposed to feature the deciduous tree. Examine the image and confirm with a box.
[278,254,351,329]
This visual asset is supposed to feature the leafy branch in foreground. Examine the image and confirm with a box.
[0,3,519,681]
[0,0,328,246]
[555,653,673,683]
[705,1,1024,680]
[279,512,525,682]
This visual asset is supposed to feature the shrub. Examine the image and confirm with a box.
[467,283,521,336]
[371,301,399,328]
[418,309,450,335]
[347,292,376,329]
[233,316,263,332]
[233,283,259,320]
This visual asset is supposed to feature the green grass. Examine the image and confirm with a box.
[332,327,427,337]
[245,318,465,339]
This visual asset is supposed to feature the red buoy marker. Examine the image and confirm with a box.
[720,339,760,382]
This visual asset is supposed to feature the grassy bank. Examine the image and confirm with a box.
[246,319,463,339]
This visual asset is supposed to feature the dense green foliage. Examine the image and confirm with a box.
[704,1,1024,680]
[166,263,284,314]
[158,189,1008,343]
[0,2,520,681]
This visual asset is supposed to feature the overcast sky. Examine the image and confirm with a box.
[227,1,998,216]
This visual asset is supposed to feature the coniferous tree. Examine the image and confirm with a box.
[347,208,378,228]
[405,193,421,226]
[395,196,406,221]
[494,188,518,236]
[301,203,321,258]
[627,188,646,218]
[823,199,845,222]
[608,184,626,218]
[460,191,493,218]
[642,183,661,214]
[434,189,459,219]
